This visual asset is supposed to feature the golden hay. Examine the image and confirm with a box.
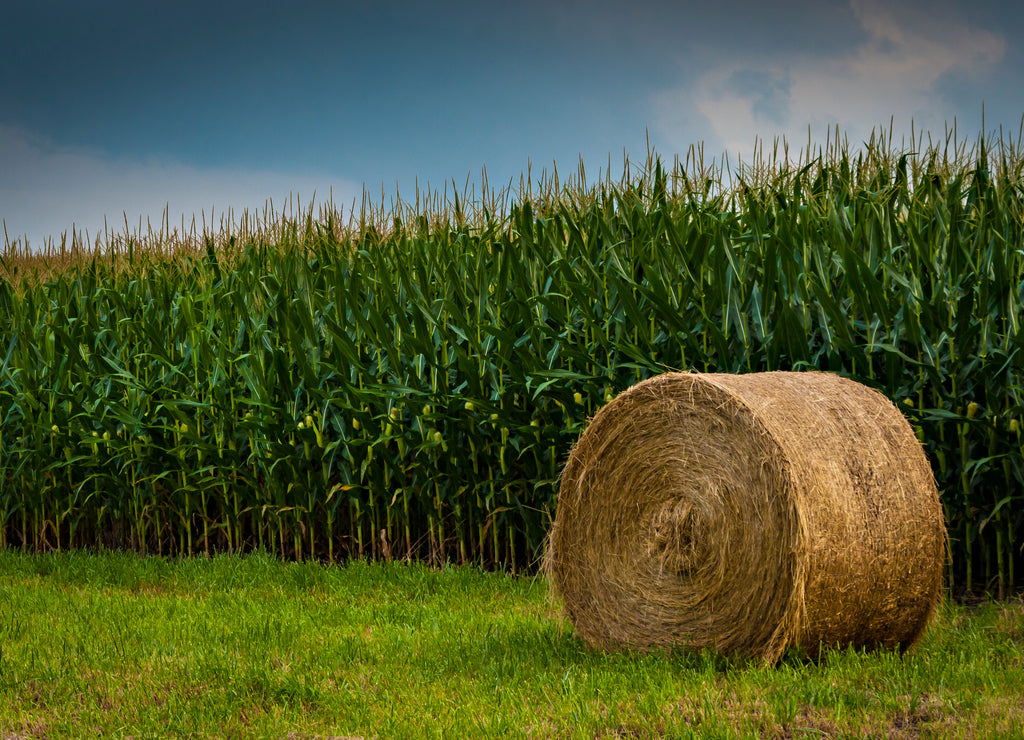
[547,371,946,663]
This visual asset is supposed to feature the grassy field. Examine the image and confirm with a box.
[0,551,1022,739]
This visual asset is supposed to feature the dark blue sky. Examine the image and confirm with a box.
[2,0,1021,248]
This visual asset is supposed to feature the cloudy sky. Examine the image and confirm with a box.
[1,0,1020,249]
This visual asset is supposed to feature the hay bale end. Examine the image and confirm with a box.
[547,371,946,663]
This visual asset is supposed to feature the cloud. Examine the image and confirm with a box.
[652,0,1007,161]
[0,126,362,250]
[724,69,792,126]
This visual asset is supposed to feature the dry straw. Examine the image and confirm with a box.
[547,371,946,663]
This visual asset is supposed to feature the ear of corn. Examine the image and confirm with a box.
[1,125,1022,592]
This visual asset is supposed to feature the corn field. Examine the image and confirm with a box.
[2,127,1023,595]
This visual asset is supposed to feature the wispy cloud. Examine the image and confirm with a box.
[0,126,361,250]
[653,0,1007,161]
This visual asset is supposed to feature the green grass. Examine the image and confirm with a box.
[1,551,1022,739]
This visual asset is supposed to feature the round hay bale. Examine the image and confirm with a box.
[547,371,946,663]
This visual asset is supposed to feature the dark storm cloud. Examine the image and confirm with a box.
[1,0,1020,247]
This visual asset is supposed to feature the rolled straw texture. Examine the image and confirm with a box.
[548,371,946,663]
